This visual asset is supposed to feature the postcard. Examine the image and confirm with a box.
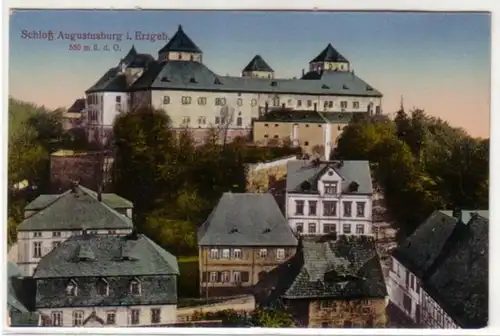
[7,9,490,330]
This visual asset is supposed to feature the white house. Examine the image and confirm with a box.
[34,232,179,327]
[16,183,133,276]
[83,24,383,144]
[284,159,373,236]
[388,209,488,328]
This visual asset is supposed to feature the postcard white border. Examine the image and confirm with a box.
[1,0,498,335]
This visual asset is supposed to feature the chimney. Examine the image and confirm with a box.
[302,69,305,77]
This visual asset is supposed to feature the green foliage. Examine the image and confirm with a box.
[334,108,488,238]
[191,308,295,327]
[112,107,300,260]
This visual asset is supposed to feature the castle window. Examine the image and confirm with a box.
[342,84,349,90]
[297,100,302,107]
[251,99,257,106]
[130,278,141,295]
[353,101,360,109]
[237,98,243,106]
[273,98,280,107]
[181,96,192,105]
[189,77,197,83]
[163,96,170,105]
[178,54,182,60]
[198,116,207,125]
[73,310,84,326]
[236,117,242,126]
[264,134,269,138]
[215,116,220,124]
[215,98,226,106]
[190,55,194,61]
[182,116,191,125]
[328,101,333,108]
[116,96,121,103]
[307,100,312,107]
[340,101,348,109]
[96,278,109,296]
[197,97,207,105]
[232,249,242,259]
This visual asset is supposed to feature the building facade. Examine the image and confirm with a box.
[62,98,86,131]
[388,210,488,328]
[17,184,133,276]
[83,24,383,144]
[284,159,373,236]
[34,232,179,327]
[197,193,298,297]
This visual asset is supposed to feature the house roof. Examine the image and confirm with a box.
[255,110,355,124]
[159,24,202,54]
[8,262,29,313]
[128,53,155,68]
[392,210,489,328]
[197,193,298,247]
[67,98,86,113]
[130,60,382,97]
[33,233,179,278]
[285,160,373,194]
[85,67,128,93]
[276,236,387,300]
[242,55,274,73]
[18,185,133,231]
[310,43,349,63]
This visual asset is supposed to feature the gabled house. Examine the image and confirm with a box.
[7,262,40,327]
[197,192,298,297]
[263,235,388,328]
[17,183,133,276]
[388,210,488,328]
[62,98,86,131]
[285,159,373,236]
[33,231,179,327]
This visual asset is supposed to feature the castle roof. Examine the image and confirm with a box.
[310,43,349,63]
[158,25,202,54]
[242,55,274,73]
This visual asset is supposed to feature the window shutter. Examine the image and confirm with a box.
[242,272,249,282]
[202,272,207,282]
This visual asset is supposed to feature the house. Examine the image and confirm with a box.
[388,210,488,328]
[62,98,86,131]
[263,235,388,328]
[197,192,298,297]
[7,262,40,327]
[285,159,373,236]
[84,24,382,145]
[253,110,350,159]
[17,183,133,276]
[33,231,179,327]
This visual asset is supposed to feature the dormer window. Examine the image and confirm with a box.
[66,279,78,296]
[96,278,109,296]
[324,182,338,195]
[130,278,141,295]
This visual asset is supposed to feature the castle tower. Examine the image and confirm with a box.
[241,54,275,79]
[309,43,350,73]
[158,25,202,63]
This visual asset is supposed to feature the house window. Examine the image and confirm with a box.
[251,99,257,106]
[52,241,60,250]
[215,116,220,124]
[297,100,302,107]
[403,293,412,314]
[273,98,280,107]
[233,271,242,283]
[343,201,352,217]
[308,223,317,234]
[33,242,42,258]
[96,278,109,296]
[163,96,170,104]
[340,101,348,109]
[151,308,161,324]
[307,100,312,107]
[209,272,218,282]
[237,98,243,106]
[130,279,141,295]
[259,248,268,258]
[304,141,309,146]
[221,271,231,283]
[222,249,230,259]
[236,117,242,126]
[295,223,304,234]
[131,309,140,325]
[232,248,242,259]
[73,310,84,326]
[209,249,219,259]
[33,232,42,237]
[198,116,207,125]
[51,311,62,326]
[323,201,337,216]
[308,201,317,215]
[356,224,365,234]
[108,230,116,235]
[276,248,285,260]
[197,97,207,105]
[66,279,78,296]
[181,96,192,105]
[181,116,191,125]
[323,223,336,234]
[116,96,121,103]
[324,182,338,194]
[215,98,227,106]
[106,311,116,325]
[356,202,366,217]
[295,200,304,215]
[53,231,61,237]
[343,224,352,234]
[328,101,333,108]
[353,101,360,109]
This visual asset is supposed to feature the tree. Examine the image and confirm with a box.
[191,308,295,327]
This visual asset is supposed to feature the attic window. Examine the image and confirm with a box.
[76,244,96,262]
[321,84,330,89]
[130,278,141,295]
[214,78,222,85]
[348,181,359,192]
[96,278,109,296]
[271,81,278,87]
[342,84,349,90]
[189,77,197,83]
[301,181,312,191]
[263,228,271,234]
[160,76,170,82]
[229,227,239,234]
[366,85,373,91]
[66,279,78,296]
